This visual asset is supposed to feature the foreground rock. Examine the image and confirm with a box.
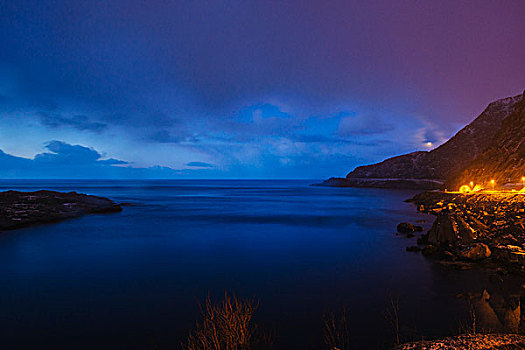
[397,334,525,350]
[397,222,423,234]
[0,190,122,231]
[407,191,525,274]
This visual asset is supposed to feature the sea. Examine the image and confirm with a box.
[0,180,518,349]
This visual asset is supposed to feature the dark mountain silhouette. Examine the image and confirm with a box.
[448,92,525,189]
[320,91,524,189]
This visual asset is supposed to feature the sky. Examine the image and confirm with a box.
[0,0,524,179]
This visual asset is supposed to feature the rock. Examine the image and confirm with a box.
[406,246,421,252]
[422,245,439,256]
[396,333,525,350]
[406,187,525,273]
[417,234,429,245]
[428,212,458,245]
[438,261,473,270]
[459,243,492,261]
[442,251,457,261]
[397,222,417,234]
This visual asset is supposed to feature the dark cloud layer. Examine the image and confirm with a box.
[38,113,107,132]
[0,0,523,178]
[187,162,214,168]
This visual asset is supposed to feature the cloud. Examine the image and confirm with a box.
[0,141,142,178]
[411,116,450,149]
[337,114,394,136]
[37,112,107,132]
[186,161,213,168]
[1,1,523,180]
[35,141,106,164]
[291,134,354,144]
[147,130,182,143]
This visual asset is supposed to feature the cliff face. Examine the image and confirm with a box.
[448,93,525,189]
[321,92,524,189]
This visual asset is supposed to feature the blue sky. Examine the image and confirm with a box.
[0,0,524,179]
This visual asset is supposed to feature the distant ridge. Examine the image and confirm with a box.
[320,91,524,189]
[448,91,525,189]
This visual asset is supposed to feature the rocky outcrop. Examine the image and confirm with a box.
[0,190,122,231]
[320,92,524,189]
[406,191,525,274]
[397,222,423,234]
[459,243,492,261]
[397,334,525,350]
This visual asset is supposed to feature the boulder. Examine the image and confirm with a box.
[422,245,439,256]
[442,251,458,261]
[428,212,458,245]
[397,222,417,234]
[417,234,429,245]
[459,243,492,261]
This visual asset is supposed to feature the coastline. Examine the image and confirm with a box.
[0,190,122,232]
[315,177,443,190]
[402,190,525,276]
[397,191,525,277]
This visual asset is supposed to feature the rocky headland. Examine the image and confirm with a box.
[0,190,122,231]
[320,91,525,190]
[399,191,525,275]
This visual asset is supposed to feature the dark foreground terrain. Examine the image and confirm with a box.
[398,334,525,350]
[0,190,122,231]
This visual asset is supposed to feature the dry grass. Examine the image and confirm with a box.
[384,294,401,347]
[182,292,265,350]
[458,294,478,335]
[323,307,351,350]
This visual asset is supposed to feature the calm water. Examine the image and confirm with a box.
[0,180,512,349]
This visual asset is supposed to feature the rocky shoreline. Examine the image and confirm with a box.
[0,190,122,231]
[399,191,525,275]
[397,333,525,350]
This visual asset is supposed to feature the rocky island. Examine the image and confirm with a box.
[0,190,122,231]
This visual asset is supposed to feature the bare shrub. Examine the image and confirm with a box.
[323,307,351,350]
[384,294,400,347]
[182,292,262,350]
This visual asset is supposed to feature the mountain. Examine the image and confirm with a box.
[320,92,524,189]
[447,92,525,189]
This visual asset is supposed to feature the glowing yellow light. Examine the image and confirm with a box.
[459,185,471,193]
[470,181,474,187]
[491,180,495,191]
[424,142,433,148]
